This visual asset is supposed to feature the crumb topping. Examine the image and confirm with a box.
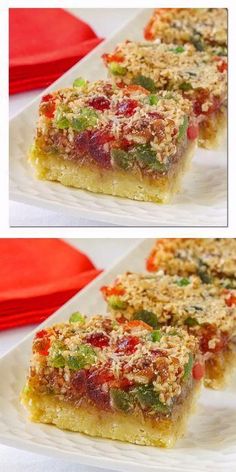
[144,8,227,50]
[103,272,236,336]
[147,238,236,287]
[103,41,227,109]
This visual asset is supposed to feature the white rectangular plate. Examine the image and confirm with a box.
[0,239,235,472]
[9,9,227,227]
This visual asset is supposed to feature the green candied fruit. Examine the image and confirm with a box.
[148,94,159,105]
[110,388,132,412]
[197,270,212,284]
[55,110,70,129]
[178,115,189,141]
[111,148,131,170]
[131,144,166,172]
[73,77,87,88]
[179,82,193,91]
[176,277,191,287]
[183,353,193,379]
[184,316,199,327]
[48,341,66,368]
[72,107,99,131]
[133,310,159,329]
[132,74,156,93]
[191,35,205,51]
[170,46,185,53]
[69,312,85,324]
[67,344,96,371]
[107,295,126,310]
[108,62,127,76]
[150,329,162,342]
[135,385,169,413]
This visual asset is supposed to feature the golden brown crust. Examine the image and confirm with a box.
[29,139,196,203]
[21,381,201,448]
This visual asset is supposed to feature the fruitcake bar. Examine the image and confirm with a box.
[103,41,227,148]
[21,313,202,447]
[147,238,236,289]
[101,273,236,388]
[29,79,198,203]
[144,8,227,55]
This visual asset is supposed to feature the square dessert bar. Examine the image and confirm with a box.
[21,313,202,447]
[144,8,227,55]
[101,272,236,389]
[103,41,227,148]
[146,238,236,289]
[29,79,198,203]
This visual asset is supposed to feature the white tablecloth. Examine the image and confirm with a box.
[0,238,140,471]
[9,8,139,228]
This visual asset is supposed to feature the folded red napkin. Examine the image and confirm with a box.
[0,239,101,330]
[9,8,103,94]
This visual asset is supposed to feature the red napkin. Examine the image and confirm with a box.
[0,239,102,330]
[9,8,103,94]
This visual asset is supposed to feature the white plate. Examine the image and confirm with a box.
[0,239,235,472]
[9,9,227,227]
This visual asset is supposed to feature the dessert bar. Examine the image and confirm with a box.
[29,79,198,203]
[21,313,202,447]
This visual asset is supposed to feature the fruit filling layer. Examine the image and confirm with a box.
[101,272,236,360]
[103,41,227,125]
[146,238,236,289]
[34,79,197,178]
[25,314,201,417]
[144,8,227,54]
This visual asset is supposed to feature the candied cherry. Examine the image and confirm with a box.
[86,368,114,409]
[187,124,199,140]
[225,293,236,307]
[217,61,227,73]
[88,96,111,111]
[192,362,205,380]
[115,336,140,355]
[41,94,56,119]
[88,129,114,168]
[100,285,125,298]
[116,99,139,117]
[86,332,110,349]
[146,252,157,272]
[199,326,228,354]
[102,53,124,63]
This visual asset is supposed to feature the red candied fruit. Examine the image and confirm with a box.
[86,368,114,409]
[217,61,227,73]
[116,336,140,355]
[35,329,48,339]
[116,99,139,117]
[41,94,56,119]
[88,96,111,111]
[75,130,91,153]
[102,53,124,64]
[193,93,220,116]
[199,326,228,354]
[88,129,114,168]
[225,293,236,307]
[192,362,205,380]
[34,330,51,356]
[187,124,199,140]
[75,128,115,168]
[71,369,87,393]
[146,252,157,272]
[100,285,125,298]
[86,332,110,349]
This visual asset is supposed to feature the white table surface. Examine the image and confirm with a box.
[9,8,139,227]
[0,238,141,471]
